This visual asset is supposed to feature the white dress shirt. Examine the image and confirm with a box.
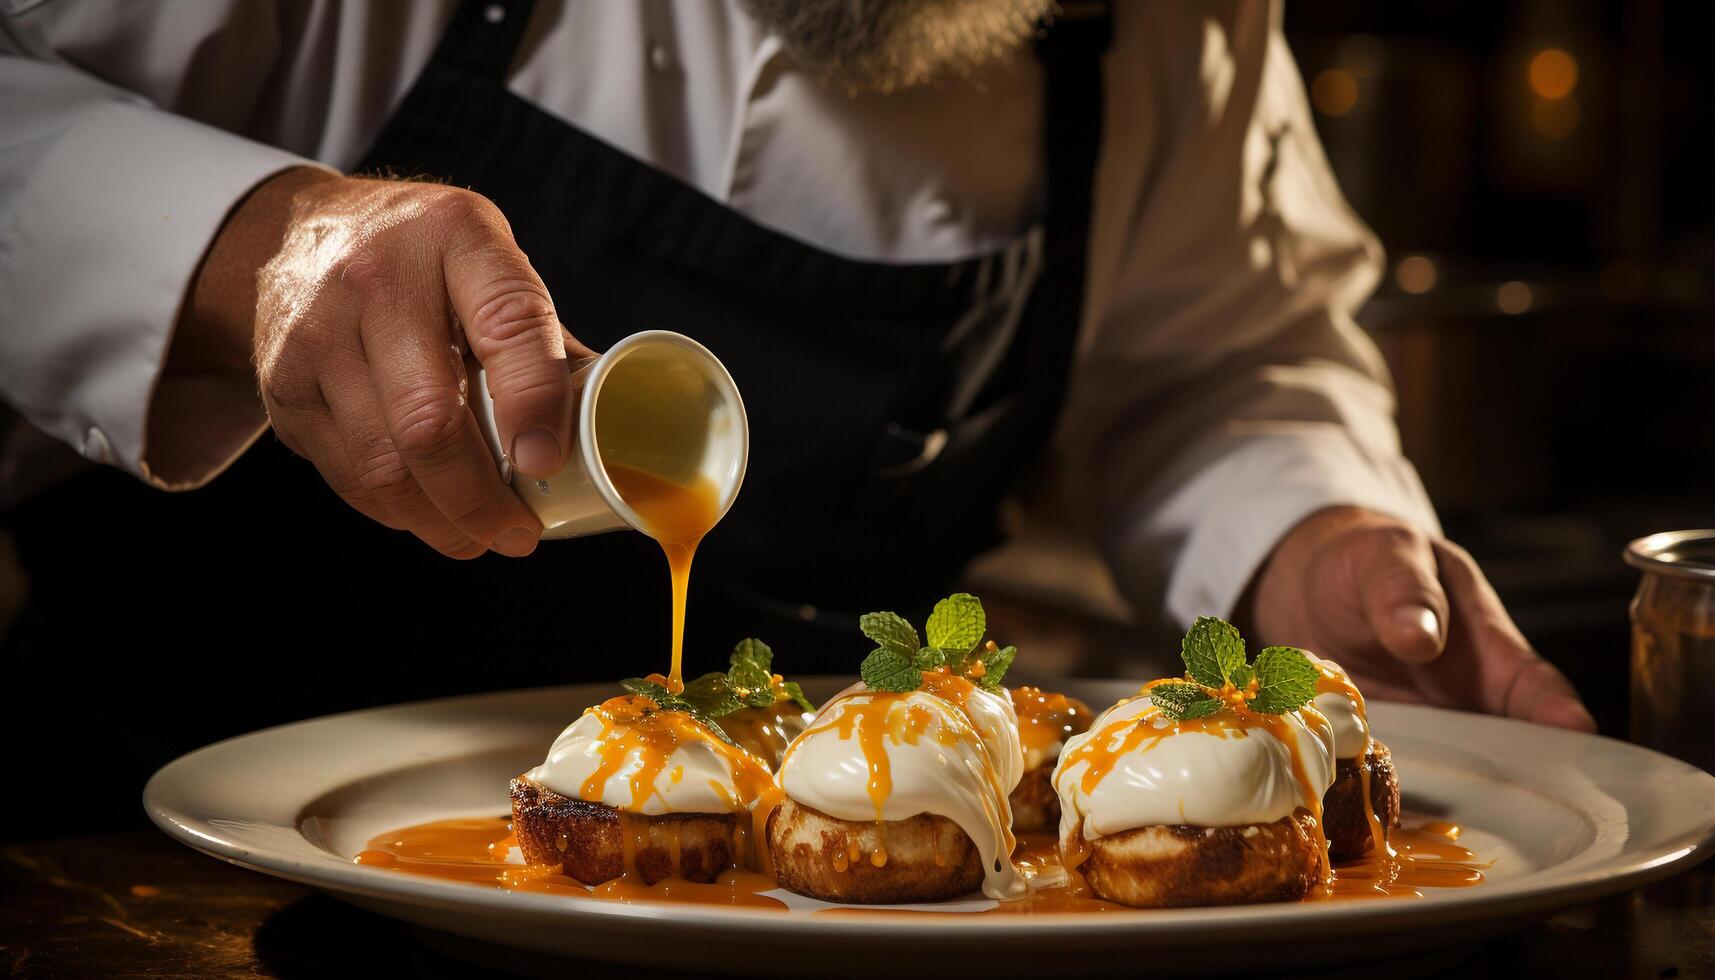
[0,0,1439,628]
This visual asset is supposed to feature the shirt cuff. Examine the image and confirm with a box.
[1112,426,1442,629]
[1,98,318,490]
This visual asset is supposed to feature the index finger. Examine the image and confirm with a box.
[442,201,586,479]
[355,260,544,556]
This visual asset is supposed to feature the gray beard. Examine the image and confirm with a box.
[741,0,1054,94]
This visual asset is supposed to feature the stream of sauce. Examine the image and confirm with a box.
[354,814,1486,911]
[604,463,721,693]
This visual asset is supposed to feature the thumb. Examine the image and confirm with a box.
[440,196,577,479]
[1349,525,1450,665]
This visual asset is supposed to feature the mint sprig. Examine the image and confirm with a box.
[621,636,813,729]
[727,638,779,708]
[1148,616,1320,722]
[1250,646,1320,713]
[1147,681,1224,720]
[857,593,1016,693]
[1182,615,1247,688]
[617,678,739,745]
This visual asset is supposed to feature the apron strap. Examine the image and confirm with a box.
[432,0,538,81]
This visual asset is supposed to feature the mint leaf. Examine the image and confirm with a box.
[925,593,985,652]
[679,672,745,718]
[860,647,920,692]
[1250,646,1319,713]
[727,638,777,708]
[1182,615,1245,688]
[621,677,677,706]
[1229,664,1255,689]
[912,647,958,671]
[861,611,921,655]
[1148,682,1224,722]
[977,643,1016,691]
[617,677,739,744]
[780,680,815,713]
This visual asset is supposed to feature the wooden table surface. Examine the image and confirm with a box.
[2,829,1711,978]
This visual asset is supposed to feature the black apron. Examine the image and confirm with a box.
[0,0,1108,834]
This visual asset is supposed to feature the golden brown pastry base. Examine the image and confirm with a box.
[1009,765,1060,834]
[1077,813,1321,908]
[509,777,739,885]
[766,798,983,904]
[1322,740,1402,862]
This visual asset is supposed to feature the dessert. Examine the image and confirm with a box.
[1008,686,1093,833]
[507,638,808,885]
[1052,617,1339,908]
[1308,654,1401,861]
[364,598,1492,913]
[768,594,1029,903]
[510,693,780,885]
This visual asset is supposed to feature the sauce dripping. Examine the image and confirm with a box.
[1010,687,1092,761]
[572,694,784,875]
[779,693,936,866]
[1057,689,1337,887]
[1310,657,1392,870]
[604,463,721,694]
[778,687,1021,880]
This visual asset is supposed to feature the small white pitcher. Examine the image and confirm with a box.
[469,330,748,539]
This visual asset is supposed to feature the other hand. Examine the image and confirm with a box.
[1241,506,1596,731]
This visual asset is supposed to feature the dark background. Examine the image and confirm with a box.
[1283,0,1715,741]
[2,0,1712,842]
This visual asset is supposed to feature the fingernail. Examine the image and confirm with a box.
[492,526,538,557]
[1393,605,1442,642]
[510,429,562,478]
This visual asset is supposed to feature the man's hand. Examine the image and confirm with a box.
[1241,506,1596,731]
[180,168,595,558]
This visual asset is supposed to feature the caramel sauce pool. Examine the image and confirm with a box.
[356,814,1487,912]
[604,463,721,693]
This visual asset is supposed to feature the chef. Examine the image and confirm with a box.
[0,0,1591,822]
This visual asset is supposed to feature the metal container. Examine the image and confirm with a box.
[469,330,748,539]
[1625,530,1715,774]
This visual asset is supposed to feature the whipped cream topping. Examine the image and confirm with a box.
[778,688,1027,900]
[527,709,758,815]
[1307,655,1370,760]
[1053,695,1337,844]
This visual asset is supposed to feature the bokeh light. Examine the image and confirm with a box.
[1496,281,1534,314]
[1528,48,1579,100]
[1311,68,1360,116]
[1395,255,1438,294]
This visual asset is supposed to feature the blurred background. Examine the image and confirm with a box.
[979,0,1715,737]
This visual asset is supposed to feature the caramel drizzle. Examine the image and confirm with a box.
[1058,689,1336,886]
[604,465,721,694]
[1010,686,1093,759]
[782,686,1017,872]
[574,695,783,877]
[1314,664,1392,859]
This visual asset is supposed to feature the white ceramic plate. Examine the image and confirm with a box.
[144,678,1715,977]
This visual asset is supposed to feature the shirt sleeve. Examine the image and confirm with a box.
[0,46,315,490]
[1061,2,1441,630]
